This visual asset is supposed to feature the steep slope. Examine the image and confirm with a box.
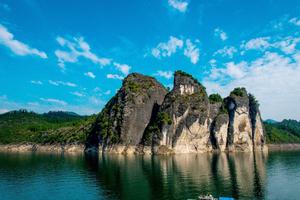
[143,71,211,154]
[86,73,168,153]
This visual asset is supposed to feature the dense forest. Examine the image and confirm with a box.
[0,109,300,145]
[0,110,96,144]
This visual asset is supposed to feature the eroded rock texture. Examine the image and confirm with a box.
[86,71,267,154]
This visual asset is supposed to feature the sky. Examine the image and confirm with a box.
[1,0,300,120]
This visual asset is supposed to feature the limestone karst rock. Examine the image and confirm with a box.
[86,71,267,154]
[85,73,167,153]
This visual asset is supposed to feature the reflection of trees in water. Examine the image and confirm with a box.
[83,152,268,200]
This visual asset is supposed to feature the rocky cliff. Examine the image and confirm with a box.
[86,73,167,154]
[86,71,267,154]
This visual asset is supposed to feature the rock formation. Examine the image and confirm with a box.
[86,70,267,154]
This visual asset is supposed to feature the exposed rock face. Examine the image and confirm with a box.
[147,71,211,154]
[86,73,167,153]
[86,71,267,154]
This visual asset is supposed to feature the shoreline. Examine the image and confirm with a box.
[0,144,85,154]
[0,143,300,154]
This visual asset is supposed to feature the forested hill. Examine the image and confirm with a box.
[265,119,300,143]
[0,109,96,144]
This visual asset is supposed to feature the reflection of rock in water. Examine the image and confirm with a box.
[83,152,267,200]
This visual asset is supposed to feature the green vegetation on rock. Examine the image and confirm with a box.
[230,87,246,97]
[209,93,223,104]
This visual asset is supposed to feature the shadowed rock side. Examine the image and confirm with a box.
[86,70,267,154]
[85,73,167,154]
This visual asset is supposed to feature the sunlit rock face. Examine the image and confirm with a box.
[225,88,267,152]
[86,71,267,154]
[151,71,211,154]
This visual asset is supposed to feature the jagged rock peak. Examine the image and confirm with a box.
[173,70,207,96]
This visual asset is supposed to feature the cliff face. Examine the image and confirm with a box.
[86,73,167,153]
[148,71,211,154]
[86,71,267,154]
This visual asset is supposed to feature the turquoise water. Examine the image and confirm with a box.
[0,151,300,200]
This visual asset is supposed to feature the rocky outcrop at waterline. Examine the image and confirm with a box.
[85,70,267,154]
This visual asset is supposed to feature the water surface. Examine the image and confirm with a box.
[0,151,300,200]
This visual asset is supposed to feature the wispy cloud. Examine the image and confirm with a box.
[71,91,84,97]
[155,70,173,79]
[168,0,188,13]
[40,98,67,106]
[214,28,228,41]
[0,24,47,58]
[30,80,43,85]
[84,72,96,79]
[289,17,300,26]
[106,74,124,80]
[55,36,110,69]
[48,80,77,87]
[184,39,200,64]
[214,46,237,58]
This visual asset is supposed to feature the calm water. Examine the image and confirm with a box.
[0,151,300,200]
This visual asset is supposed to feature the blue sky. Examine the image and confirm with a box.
[1,0,300,120]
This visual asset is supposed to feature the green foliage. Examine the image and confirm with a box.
[126,81,141,93]
[230,87,246,97]
[248,93,260,110]
[209,93,223,104]
[157,112,172,125]
[0,110,93,144]
[265,123,300,143]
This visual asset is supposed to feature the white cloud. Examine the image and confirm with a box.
[30,80,43,85]
[205,49,300,120]
[55,36,111,69]
[209,59,217,67]
[214,28,228,41]
[151,36,184,58]
[84,72,96,79]
[104,90,111,95]
[241,37,271,50]
[289,17,300,26]
[71,92,84,97]
[106,74,124,80]
[48,80,77,87]
[0,24,47,58]
[184,39,200,64]
[40,98,67,106]
[155,70,173,79]
[214,46,237,58]
[113,62,131,75]
[168,0,188,13]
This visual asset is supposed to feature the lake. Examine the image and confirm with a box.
[0,151,300,200]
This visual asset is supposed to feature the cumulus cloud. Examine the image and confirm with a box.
[113,62,131,75]
[205,47,300,120]
[151,36,184,58]
[55,36,110,69]
[0,24,47,58]
[168,0,188,13]
[106,74,124,80]
[40,98,67,106]
[214,28,228,41]
[84,72,96,79]
[155,70,173,79]
[152,36,200,64]
[48,80,77,87]
[184,39,200,64]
